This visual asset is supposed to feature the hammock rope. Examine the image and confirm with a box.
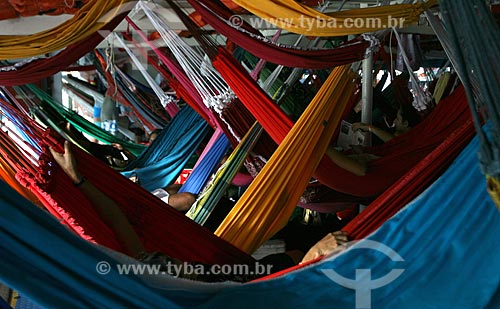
[122,18,216,128]
[113,33,179,116]
[391,27,432,111]
[93,49,169,131]
[134,1,278,163]
[138,1,235,118]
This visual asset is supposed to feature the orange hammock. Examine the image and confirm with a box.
[0,153,39,205]
[215,65,356,253]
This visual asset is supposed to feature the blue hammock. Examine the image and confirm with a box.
[178,131,230,194]
[0,134,499,308]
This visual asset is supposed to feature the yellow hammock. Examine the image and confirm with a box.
[215,65,355,253]
[231,0,437,37]
[0,0,132,60]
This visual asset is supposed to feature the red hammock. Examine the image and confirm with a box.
[257,90,475,281]
[0,132,40,205]
[313,85,472,197]
[186,0,371,69]
[0,11,127,86]
[8,118,253,264]
[212,48,473,198]
[343,116,475,239]
[17,140,254,265]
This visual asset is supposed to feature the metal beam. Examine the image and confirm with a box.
[361,52,374,147]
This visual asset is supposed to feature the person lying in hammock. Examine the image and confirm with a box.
[326,103,421,176]
[49,141,349,282]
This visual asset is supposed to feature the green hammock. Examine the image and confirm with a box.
[19,84,146,156]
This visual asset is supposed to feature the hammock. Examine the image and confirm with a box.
[0,155,36,202]
[119,27,215,127]
[0,0,87,20]
[213,46,473,198]
[315,85,472,198]
[1,132,499,308]
[215,65,355,253]
[0,99,49,205]
[112,68,169,129]
[177,128,230,195]
[440,0,500,211]
[132,5,277,160]
[185,0,375,69]
[231,0,437,36]
[343,110,475,239]
[184,29,296,222]
[113,33,180,118]
[187,123,263,225]
[0,125,40,204]
[120,105,210,191]
[0,0,132,60]
[0,11,128,86]
[17,84,146,156]
[92,49,170,133]
[5,110,253,265]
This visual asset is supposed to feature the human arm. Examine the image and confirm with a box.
[49,141,145,258]
[325,146,366,176]
[352,122,395,143]
[300,231,349,264]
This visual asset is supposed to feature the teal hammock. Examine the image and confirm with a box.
[121,105,210,191]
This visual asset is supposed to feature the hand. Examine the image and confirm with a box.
[300,231,349,264]
[351,122,370,132]
[49,141,82,183]
[111,143,124,151]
